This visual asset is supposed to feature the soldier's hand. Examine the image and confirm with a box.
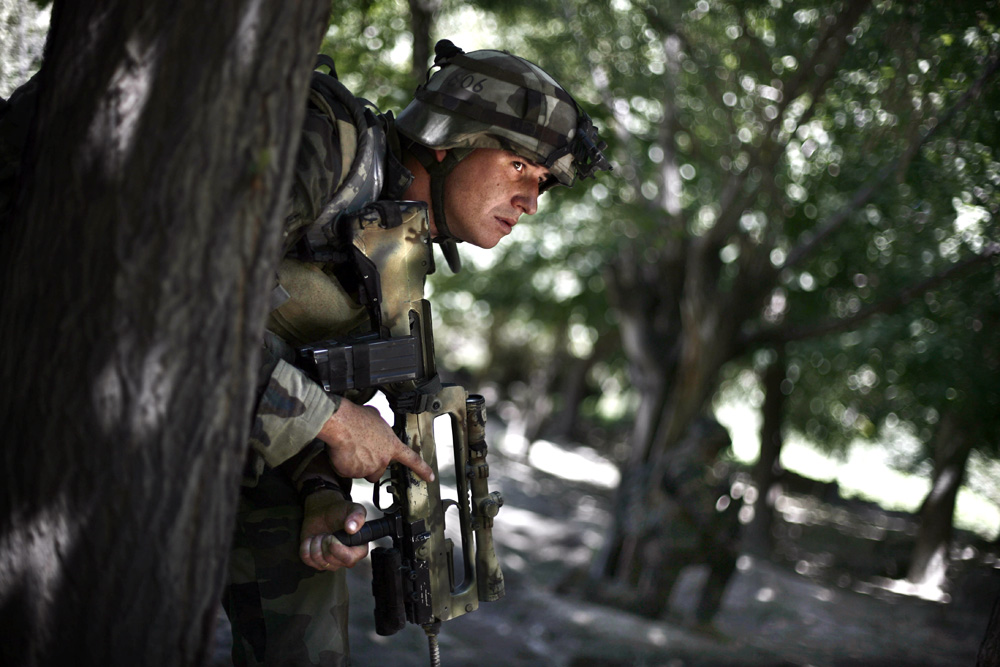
[299,490,369,571]
[316,398,435,484]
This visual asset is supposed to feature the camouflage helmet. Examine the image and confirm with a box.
[395,40,611,191]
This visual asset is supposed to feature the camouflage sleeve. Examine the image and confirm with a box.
[248,331,341,471]
[245,82,358,475]
[249,358,341,469]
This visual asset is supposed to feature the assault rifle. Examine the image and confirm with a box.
[295,201,505,666]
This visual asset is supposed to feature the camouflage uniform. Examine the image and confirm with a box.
[226,455,351,667]
[224,69,389,667]
[226,42,610,666]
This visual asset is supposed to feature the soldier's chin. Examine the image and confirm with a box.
[464,229,503,250]
[475,235,503,250]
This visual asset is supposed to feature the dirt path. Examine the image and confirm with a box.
[215,444,996,666]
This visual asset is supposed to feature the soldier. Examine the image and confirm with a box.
[225,40,611,666]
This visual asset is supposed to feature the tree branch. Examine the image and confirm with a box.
[743,243,1000,349]
[708,0,872,250]
[782,51,1000,271]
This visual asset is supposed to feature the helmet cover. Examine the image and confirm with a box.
[396,40,611,190]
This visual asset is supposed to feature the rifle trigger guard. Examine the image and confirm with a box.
[373,475,400,513]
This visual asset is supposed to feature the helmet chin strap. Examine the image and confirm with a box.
[407,142,471,273]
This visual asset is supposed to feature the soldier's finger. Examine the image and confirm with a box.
[391,442,435,483]
[300,536,326,571]
[324,535,369,567]
[343,506,367,534]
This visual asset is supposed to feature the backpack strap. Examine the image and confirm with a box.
[272,56,397,311]
[378,110,415,201]
[286,56,393,267]
[308,58,386,233]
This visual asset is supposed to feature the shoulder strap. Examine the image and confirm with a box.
[292,56,390,261]
[309,62,386,229]
[378,110,415,201]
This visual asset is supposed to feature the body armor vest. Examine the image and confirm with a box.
[268,55,420,346]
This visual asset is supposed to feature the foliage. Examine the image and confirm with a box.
[321,0,418,110]
[21,0,994,505]
[765,3,1000,466]
[417,1,1000,480]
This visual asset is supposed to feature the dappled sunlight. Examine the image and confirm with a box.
[337,432,995,666]
[865,575,950,603]
[347,394,997,666]
[235,0,263,70]
[645,626,669,647]
[525,440,620,489]
[493,504,551,533]
[755,586,775,603]
[717,394,1000,539]
[500,550,529,574]
[766,488,1000,610]
[491,502,602,572]
[92,343,173,441]
[89,33,159,173]
[0,502,76,633]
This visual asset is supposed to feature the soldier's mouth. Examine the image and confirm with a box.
[496,217,515,233]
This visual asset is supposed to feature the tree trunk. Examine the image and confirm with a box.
[906,409,973,589]
[0,2,328,666]
[588,242,678,583]
[588,235,749,589]
[580,0,874,604]
[746,347,785,555]
[408,0,439,83]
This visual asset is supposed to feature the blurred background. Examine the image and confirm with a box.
[5,0,998,664]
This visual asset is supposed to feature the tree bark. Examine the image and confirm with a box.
[0,2,328,666]
[588,241,679,582]
[906,409,973,588]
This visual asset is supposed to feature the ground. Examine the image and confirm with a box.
[214,437,998,667]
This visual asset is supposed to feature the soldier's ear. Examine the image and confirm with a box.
[434,149,448,163]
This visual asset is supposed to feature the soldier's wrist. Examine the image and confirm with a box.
[297,477,346,503]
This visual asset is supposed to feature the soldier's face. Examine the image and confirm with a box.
[440,148,550,249]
